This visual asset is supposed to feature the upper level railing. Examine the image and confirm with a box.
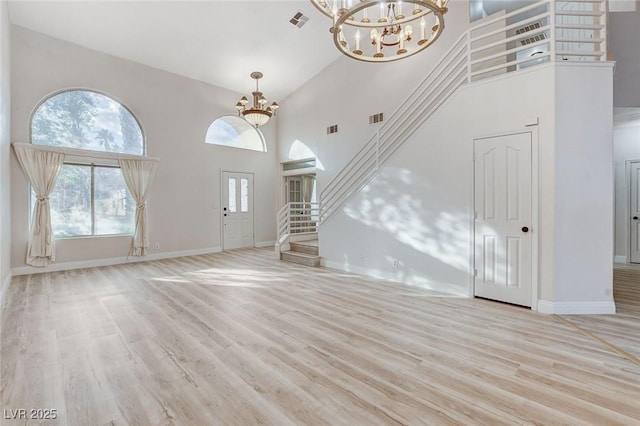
[317,0,607,225]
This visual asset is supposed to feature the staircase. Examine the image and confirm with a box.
[280,239,320,267]
[276,0,607,265]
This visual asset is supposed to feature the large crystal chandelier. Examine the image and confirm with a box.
[310,0,449,62]
[235,72,279,128]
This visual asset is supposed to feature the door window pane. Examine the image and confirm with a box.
[240,178,249,213]
[50,165,92,237]
[95,167,135,235]
[228,178,237,212]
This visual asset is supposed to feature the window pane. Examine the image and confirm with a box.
[50,165,91,237]
[95,167,135,235]
[228,178,236,213]
[205,116,266,152]
[32,90,144,155]
[240,178,249,212]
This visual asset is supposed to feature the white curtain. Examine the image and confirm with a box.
[119,159,158,256]
[13,144,65,267]
[301,175,315,203]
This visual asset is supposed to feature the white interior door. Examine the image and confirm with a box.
[222,172,254,250]
[474,132,533,307]
[630,162,640,263]
[286,177,302,203]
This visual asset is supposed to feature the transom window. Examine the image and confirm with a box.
[31,89,144,237]
[205,115,266,152]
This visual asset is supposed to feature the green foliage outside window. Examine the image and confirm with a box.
[31,90,144,237]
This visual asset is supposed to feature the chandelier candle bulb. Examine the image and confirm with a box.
[311,0,448,62]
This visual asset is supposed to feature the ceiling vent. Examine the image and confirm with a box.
[327,124,338,135]
[289,12,309,28]
[516,22,546,46]
[369,112,384,124]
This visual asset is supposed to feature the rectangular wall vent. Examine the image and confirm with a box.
[369,112,384,124]
[289,12,309,28]
[516,22,546,46]
[327,124,338,135]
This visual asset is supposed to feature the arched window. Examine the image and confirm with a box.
[32,89,144,154]
[31,90,145,237]
[205,115,266,152]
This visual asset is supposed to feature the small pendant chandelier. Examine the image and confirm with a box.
[310,0,449,63]
[235,72,279,128]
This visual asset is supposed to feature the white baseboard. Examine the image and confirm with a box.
[322,259,469,297]
[11,246,222,276]
[323,259,378,278]
[537,300,616,315]
[614,255,627,264]
[255,240,276,248]
[0,271,12,312]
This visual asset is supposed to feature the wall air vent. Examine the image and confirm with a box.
[289,12,309,28]
[327,124,338,135]
[369,112,384,124]
[516,22,546,46]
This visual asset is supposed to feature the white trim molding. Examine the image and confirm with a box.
[11,247,222,276]
[255,240,276,248]
[0,272,12,311]
[614,255,628,264]
[537,300,616,315]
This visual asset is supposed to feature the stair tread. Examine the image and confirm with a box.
[281,250,321,267]
[289,239,319,256]
[282,250,320,259]
[290,239,319,247]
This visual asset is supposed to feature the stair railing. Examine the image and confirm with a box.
[316,0,606,225]
[275,202,320,257]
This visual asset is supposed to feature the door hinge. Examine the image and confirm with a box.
[474,268,478,277]
[474,211,478,219]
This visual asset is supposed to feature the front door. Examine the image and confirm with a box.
[474,132,533,307]
[222,171,254,250]
[630,162,640,263]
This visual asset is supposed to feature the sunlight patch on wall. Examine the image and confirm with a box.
[343,167,470,272]
[288,139,325,170]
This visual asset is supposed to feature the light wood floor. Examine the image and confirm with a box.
[2,248,639,425]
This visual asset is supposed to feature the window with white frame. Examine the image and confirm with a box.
[31,90,144,237]
[205,115,266,152]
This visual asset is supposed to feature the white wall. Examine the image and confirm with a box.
[553,63,614,306]
[0,0,11,297]
[10,26,278,271]
[277,6,615,312]
[276,2,470,190]
[320,66,556,299]
[609,5,640,107]
[613,122,640,261]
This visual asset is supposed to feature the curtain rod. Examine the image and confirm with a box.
[11,142,160,162]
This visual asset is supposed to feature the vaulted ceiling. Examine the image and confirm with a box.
[7,1,341,101]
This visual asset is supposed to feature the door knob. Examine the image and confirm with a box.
[634,216,639,220]
[521,226,529,233]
